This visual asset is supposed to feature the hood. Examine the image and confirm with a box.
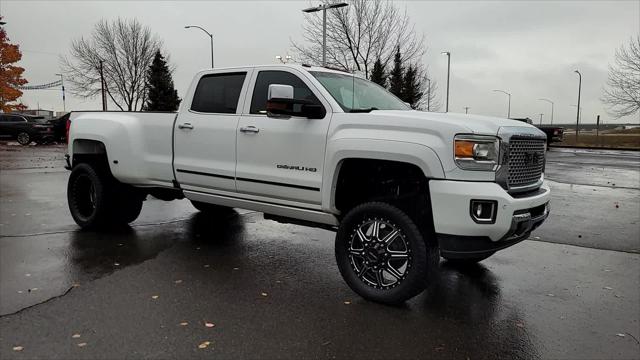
[370,110,542,136]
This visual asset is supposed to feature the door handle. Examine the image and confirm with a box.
[240,126,260,134]
[178,123,194,130]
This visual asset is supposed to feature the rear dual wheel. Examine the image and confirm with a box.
[335,202,438,304]
[68,163,144,229]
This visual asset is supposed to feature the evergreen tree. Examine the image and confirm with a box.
[402,64,423,109]
[369,59,387,87]
[143,50,181,111]
[388,47,404,98]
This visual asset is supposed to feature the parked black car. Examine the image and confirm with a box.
[48,112,70,143]
[0,113,55,145]
[511,117,564,144]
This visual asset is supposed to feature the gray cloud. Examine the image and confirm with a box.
[2,0,638,124]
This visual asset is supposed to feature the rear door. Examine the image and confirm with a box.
[235,68,332,206]
[173,69,252,193]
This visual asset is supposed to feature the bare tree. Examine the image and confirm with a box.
[61,18,161,111]
[292,0,425,76]
[601,35,640,119]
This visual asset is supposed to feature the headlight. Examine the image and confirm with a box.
[454,135,500,171]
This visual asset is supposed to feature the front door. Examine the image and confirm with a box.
[236,69,331,206]
[173,70,251,193]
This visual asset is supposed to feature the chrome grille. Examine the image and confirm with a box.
[508,137,545,188]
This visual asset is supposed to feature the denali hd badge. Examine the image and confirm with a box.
[277,165,317,172]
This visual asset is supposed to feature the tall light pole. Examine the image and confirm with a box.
[185,25,214,68]
[539,113,544,125]
[441,51,451,112]
[426,77,431,111]
[574,70,582,142]
[493,89,511,118]
[302,2,349,67]
[55,73,66,112]
[538,98,554,125]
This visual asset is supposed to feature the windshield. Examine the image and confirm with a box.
[310,71,409,112]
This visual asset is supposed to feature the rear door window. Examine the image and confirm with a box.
[190,72,247,114]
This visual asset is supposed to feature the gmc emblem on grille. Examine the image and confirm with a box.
[524,151,540,165]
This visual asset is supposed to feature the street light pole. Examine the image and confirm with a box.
[55,73,66,112]
[493,89,511,118]
[185,25,214,68]
[441,51,451,112]
[538,98,554,125]
[302,2,349,67]
[426,78,431,111]
[539,113,544,125]
[574,70,582,142]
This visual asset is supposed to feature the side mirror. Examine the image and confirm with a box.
[266,83,325,119]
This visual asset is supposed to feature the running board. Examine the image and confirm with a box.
[184,190,339,227]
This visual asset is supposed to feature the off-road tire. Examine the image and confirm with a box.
[67,163,144,229]
[335,202,436,304]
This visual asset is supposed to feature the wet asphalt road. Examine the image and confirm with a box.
[0,145,639,359]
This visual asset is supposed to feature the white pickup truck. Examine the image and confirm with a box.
[66,64,550,303]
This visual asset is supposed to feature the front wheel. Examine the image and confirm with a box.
[17,132,31,146]
[335,202,437,304]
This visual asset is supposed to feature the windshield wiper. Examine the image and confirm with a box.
[348,107,378,113]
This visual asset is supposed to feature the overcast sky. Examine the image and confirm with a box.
[2,0,639,124]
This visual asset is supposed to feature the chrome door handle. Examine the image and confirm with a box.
[178,123,194,130]
[240,126,259,134]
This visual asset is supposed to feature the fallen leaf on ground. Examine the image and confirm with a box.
[617,333,626,337]
[233,267,239,270]
[17,290,23,294]
[344,301,351,305]
[72,283,81,288]
[179,322,188,326]
[174,280,183,284]
[198,341,211,349]
[25,273,31,277]
[604,286,613,290]
[72,334,81,338]
[205,322,215,328]
[321,341,331,346]
[114,263,120,266]
[515,322,525,328]
[204,264,210,268]
[151,295,159,299]
[77,342,87,347]
[13,346,23,351]
[261,292,268,297]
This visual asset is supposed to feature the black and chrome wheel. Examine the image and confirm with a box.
[17,132,31,146]
[336,202,435,304]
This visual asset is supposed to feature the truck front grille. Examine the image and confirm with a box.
[508,137,546,188]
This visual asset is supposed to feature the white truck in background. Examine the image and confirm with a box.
[65,64,550,304]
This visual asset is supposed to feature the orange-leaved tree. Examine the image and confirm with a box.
[0,18,28,112]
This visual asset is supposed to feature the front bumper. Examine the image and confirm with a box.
[429,179,550,258]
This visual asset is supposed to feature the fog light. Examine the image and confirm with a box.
[470,200,497,224]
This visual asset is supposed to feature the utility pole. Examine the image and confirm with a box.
[55,73,66,112]
[574,70,582,142]
[464,106,470,114]
[99,60,107,111]
[441,51,451,112]
[302,3,349,67]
